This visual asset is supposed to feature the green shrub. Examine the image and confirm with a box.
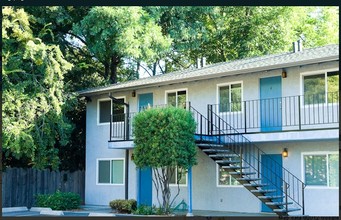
[109,199,137,213]
[35,190,81,210]
[133,205,167,215]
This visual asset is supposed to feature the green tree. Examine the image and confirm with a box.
[73,6,172,83]
[133,107,197,213]
[148,6,339,72]
[2,7,73,170]
[16,6,107,171]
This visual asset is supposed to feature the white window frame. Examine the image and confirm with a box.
[300,68,339,107]
[216,81,243,114]
[96,158,125,185]
[216,164,242,188]
[301,151,339,189]
[168,167,188,187]
[165,88,188,108]
[97,96,126,126]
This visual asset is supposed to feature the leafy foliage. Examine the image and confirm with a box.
[109,199,137,213]
[35,190,81,210]
[146,6,339,72]
[73,6,172,83]
[133,205,166,215]
[133,107,197,213]
[2,7,73,170]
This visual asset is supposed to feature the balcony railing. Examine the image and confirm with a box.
[209,92,339,134]
[109,103,190,141]
[110,112,137,141]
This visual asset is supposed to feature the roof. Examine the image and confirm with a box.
[78,44,339,96]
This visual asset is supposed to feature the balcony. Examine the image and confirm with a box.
[108,93,339,147]
[208,92,339,134]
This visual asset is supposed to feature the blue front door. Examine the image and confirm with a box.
[137,93,153,206]
[138,93,153,111]
[137,168,152,206]
[260,76,282,131]
[261,154,283,212]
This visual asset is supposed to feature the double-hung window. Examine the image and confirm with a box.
[303,71,339,105]
[97,159,124,185]
[217,165,240,186]
[218,82,242,113]
[98,98,125,124]
[166,89,187,109]
[303,153,339,187]
[168,167,187,185]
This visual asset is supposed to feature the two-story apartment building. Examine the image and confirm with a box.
[78,44,339,216]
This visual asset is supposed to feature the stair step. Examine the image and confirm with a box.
[197,143,225,148]
[216,160,240,164]
[258,195,285,200]
[222,165,250,170]
[236,177,261,182]
[266,201,293,206]
[250,189,277,194]
[202,149,231,153]
[273,208,301,213]
[243,183,269,188]
[230,171,256,176]
[209,154,237,158]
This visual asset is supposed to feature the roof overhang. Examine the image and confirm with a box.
[78,55,339,97]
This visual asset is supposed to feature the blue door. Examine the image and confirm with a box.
[260,76,282,131]
[137,93,153,206]
[261,154,283,212]
[137,168,152,206]
[138,93,153,111]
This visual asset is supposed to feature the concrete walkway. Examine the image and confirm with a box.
[3,205,278,217]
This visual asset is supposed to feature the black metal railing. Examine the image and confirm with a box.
[109,102,190,141]
[109,112,137,141]
[209,92,339,133]
[190,104,305,215]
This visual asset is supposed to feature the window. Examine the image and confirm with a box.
[169,167,187,185]
[303,71,339,105]
[218,83,242,112]
[99,100,111,123]
[98,98,125,124]
[303,153,339,187]
[217,165,240,186]
[97,159,124,184]
[166,90,187,109]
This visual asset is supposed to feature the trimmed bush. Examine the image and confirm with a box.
[109,199,137,213]
[133,205,166,215]
[35,190,81,210]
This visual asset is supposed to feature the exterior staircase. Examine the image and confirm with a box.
[190,105,305,217]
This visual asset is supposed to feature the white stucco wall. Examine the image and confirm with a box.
[84,61,338,215]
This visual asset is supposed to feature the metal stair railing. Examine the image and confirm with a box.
[207,105,306,215]
[189,105,305,215]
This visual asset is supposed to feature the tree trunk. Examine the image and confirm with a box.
[110,55,120,84]
[153,62,157,76]
[104,62,110,80]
